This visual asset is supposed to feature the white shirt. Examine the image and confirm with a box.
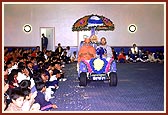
[66,50,72,57]
[7,64,18,74]
[131,47,138,54]
[49,75,57,81]
[17,72,30,83]
[44,54,48,60]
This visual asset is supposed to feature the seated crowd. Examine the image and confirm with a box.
[3,45,77,111]
[3,41,164,111]
[112,44,164,63]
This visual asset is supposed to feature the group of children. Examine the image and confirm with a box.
[3,42,164,111]
[3,45,77,111]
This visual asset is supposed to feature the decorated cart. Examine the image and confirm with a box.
[72,14,117,87]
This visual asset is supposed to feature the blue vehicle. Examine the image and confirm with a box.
[78,46,118,87]
[72,14,116,87]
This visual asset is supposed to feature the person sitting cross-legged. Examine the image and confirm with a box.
[78,37,96,63]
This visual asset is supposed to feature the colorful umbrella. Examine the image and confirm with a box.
[72,14,115,33]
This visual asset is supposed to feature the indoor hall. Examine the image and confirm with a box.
[3,2,165,112]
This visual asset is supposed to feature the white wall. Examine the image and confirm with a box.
[4,3,165,47]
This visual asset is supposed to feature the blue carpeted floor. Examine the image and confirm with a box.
[50,62,164,112]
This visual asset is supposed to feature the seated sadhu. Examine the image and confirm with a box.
[78,37,96,63]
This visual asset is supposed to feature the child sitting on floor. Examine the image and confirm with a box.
[34,81,58,111]
[5,87,25,111]
[21,88,36,111]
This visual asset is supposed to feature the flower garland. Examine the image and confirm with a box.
[72,14,114,31]
[81,59,92,73]
[105,58,114,73]
[89,58,108,74]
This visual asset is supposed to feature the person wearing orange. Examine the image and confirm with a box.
[78,38,96,63]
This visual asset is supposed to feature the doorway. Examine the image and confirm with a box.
[40,27,55,51]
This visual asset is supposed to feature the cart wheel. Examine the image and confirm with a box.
[79,72,87,86]
[109,72,118,86]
